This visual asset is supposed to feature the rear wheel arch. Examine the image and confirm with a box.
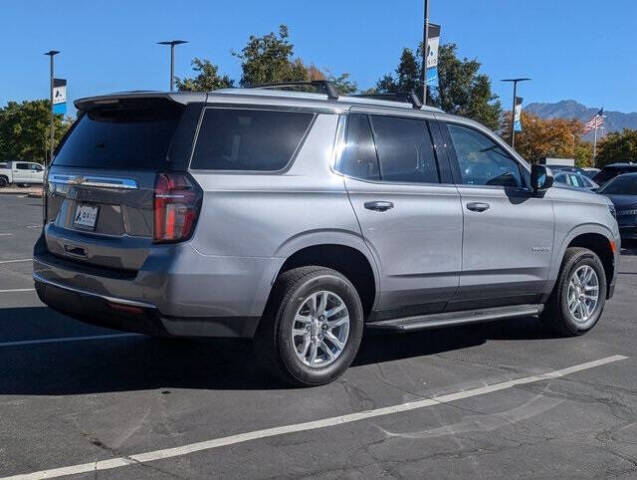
[274,243,378,318]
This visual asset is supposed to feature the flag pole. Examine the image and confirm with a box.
[592,116,598,167]
[422,0,429,105]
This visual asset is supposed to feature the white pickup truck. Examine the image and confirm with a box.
[0,161,45,187]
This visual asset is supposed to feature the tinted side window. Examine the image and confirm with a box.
[370,116,439,183]
[554,173,567,185]
[569,174,583,187]
[447,124,522,187]
[339,114,380,180]
[191,109,313,171]
[15,163,29,170]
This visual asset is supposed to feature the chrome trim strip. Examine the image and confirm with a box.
[49,174,138,189]
[33,272,156,309]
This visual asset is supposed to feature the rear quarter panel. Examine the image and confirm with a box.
[188,113,377,314]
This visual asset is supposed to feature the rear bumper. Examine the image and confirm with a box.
[33,235,283,338]
[34,273,260,338]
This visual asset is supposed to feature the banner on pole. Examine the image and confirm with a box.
[514,96,523,132]
[426,23,441,87]
[53,78,67,115]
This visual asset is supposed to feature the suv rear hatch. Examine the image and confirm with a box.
[44,94,203,272]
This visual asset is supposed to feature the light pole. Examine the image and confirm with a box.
[421,0,430,105]
[44,50,59,165]
[501,78,530,149]
[157,40,188,91]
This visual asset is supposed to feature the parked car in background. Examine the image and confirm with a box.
[0,160,45,187]
[593,163,637,186]
[34,87,620,386]
[554,171,599,191]
[599,173,637,241]
[582,167,600,179]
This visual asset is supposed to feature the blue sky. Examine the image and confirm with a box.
[1,0,635,115]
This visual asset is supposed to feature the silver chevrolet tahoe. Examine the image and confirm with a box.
[34,82,620,386]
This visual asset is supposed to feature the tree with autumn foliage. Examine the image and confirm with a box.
[502,111,594,166]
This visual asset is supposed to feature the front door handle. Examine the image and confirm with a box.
[466,202,490,212]
[364,201,394,212]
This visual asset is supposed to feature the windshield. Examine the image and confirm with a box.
[599,175,637,195]
[54,100,183,170]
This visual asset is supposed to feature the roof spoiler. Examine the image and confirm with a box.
[252,80,339,101]
[74,91,199,111]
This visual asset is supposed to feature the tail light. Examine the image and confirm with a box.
[153,173,202,243]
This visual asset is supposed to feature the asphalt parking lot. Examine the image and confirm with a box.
[1,194,636,480]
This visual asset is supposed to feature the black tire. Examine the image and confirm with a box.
[255,266,365,387]
[541,247,607,336]
[0,177,7,188]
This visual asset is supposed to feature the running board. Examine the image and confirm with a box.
[366,304,544,332]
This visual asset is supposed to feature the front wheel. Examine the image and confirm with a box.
[541,247,607,336]
[255,266,364,387]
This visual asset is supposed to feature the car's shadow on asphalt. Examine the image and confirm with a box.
[0,306,559,395]
[621,240,637,257]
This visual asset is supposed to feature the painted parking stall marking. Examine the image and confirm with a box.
[1,355,627,480]
[0,333,139,349]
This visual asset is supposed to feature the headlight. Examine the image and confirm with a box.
[609,204,616,218]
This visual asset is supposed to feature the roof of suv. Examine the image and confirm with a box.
[603,163,637,169]
[74,88,444,115]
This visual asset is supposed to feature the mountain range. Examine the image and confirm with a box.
[525,100,637,139]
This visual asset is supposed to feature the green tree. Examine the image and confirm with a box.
[0,100,69,164]
[596,129,637,167]
[376,48,421,94]
[175,58,234,92]
[434,44,501,130]
[305,65,358,94]
[233,25,307,87]
[232,25,357,94]
[375,43,502,130]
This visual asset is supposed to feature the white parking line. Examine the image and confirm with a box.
[0,333,139,348]
[0,259,31,264]
[0,233,13,236]
[2,354,627,480]
[0,288,35,293]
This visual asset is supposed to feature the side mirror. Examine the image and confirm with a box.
[531,164,554,192]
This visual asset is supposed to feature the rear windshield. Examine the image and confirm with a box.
[190,108,314,171]
[54,100,183,169]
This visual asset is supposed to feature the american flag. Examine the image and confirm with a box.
[583,108,604,133]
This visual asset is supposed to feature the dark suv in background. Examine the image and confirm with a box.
[593,163,637,186]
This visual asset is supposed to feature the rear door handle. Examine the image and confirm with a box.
[466,202,490,212]
[364,201,394,212]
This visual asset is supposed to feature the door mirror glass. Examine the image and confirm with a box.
[531,164,554,192]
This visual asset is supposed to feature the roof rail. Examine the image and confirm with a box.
[252,80,339,100]
[352,90,423,110]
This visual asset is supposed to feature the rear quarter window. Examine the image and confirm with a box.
[190,108,314,171]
